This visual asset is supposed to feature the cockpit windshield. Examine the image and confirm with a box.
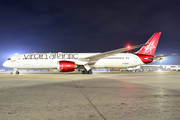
[7,58,11,60]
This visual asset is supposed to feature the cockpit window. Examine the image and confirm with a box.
[7,58,11,60]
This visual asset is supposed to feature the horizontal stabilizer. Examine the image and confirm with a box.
[146,54,176,59]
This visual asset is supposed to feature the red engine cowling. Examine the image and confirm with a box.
[57,61,76,72]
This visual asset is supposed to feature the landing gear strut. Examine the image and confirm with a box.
[82,64,92,74]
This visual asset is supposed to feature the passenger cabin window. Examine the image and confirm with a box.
[7,58,11,60]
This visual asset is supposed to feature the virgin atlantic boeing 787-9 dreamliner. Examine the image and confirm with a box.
[3,32,175,74]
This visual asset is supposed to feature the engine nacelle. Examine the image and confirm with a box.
[57,61,77,72]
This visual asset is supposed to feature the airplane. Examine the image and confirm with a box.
[3,32,175,74]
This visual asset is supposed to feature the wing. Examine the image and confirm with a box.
[146,53,176,60]
[79,44,146,64]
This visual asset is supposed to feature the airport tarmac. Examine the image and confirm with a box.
[0,71,180,120]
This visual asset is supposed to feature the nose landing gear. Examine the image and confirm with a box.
[12,69,19,75]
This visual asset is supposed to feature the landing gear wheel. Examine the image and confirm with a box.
[82,70,88,74]
[16,71,19,75]
[82,70,89,74]
[88,69,92,74]
[82,69,93,74]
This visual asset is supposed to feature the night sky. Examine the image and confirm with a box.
[0,0,180,68]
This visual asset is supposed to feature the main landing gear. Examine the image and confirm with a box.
[82,69,93,74]
[81,64,93,74]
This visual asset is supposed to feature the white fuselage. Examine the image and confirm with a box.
[3,53,149,69]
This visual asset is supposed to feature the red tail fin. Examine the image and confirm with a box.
[136,32,161,55]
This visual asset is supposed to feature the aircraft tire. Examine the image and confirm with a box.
[82,70,91,74]
[88,69,92,74]
[16,71,19,75]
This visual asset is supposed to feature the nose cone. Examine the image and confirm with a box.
[3,61,8,67]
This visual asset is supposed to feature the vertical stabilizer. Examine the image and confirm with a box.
[136,32,161,55]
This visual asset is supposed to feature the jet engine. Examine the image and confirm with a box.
[57,61,77,72]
